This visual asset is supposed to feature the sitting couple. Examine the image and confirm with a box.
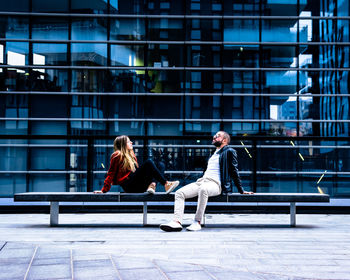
[95,131,254,231]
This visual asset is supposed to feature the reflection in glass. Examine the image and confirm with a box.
[223,45,258,67]
[110,19,145,40]
[262,20,297,42]
[147,71,184,93]
[31,70,68,92]
[186,19,221,41]
[32,0,69,12]
[187,45,220,67]
[148,44,183,67]
[111,45,144,66]
[72,70,107,92]
[72,18,107,40]
[32,18,69,40]
[71,0,108,13]
[262,46,297,68]
[149,19,184,41]
[223,71,259,93]
[33,44,68,66]
[224,20,259,42]
[0,17,29,39]
[71,44,107,66]
[186,71,222,93]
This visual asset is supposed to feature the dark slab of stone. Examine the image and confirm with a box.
[14,192,330,203]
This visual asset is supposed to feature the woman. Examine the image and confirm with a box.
[94,135,179,194]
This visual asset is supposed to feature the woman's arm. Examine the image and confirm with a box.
[100,152,120,193]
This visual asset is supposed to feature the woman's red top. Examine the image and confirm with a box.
[101,151,137,193]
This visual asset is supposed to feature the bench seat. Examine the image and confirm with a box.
[14,192,330,227]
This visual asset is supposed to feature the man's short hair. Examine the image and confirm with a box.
[221,131,231,144]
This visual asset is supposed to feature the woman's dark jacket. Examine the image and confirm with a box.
[205,145,245,194]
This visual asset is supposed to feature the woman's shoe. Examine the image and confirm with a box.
[164,181,179,194]
[147,182,156,194]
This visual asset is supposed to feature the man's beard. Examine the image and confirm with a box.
[213,140,222,147]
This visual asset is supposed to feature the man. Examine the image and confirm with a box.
[160,131,254,232]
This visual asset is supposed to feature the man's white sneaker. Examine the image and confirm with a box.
[160,221,183,232]
[186,221,202,231]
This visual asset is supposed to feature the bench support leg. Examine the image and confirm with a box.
[143,202,147,226]
[50,201,59,227]
[290,202,296,227]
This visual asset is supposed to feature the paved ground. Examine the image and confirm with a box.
[0,213,350,280]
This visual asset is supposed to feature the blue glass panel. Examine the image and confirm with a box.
[71,43,107,66]
[72,18,107,40]
[32,18,68,40]
[0,17,29,39]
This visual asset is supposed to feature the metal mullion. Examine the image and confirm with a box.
[2,11,350,20]
[5,91,350,97]
[4,38,350,46]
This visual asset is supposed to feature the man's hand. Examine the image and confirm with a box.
[242,191,254,195]
[93,190,103,194]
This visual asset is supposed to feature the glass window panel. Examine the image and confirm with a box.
[110,0,146,14]
[224,19,259,42]
[6,42,29,66]
[262,46,297,68]
[223,96,260,119]
[71,0,108,13]
[72,18,107,40]
[104,95,144,119]
[147,70,184,93]
[31,121,67,135]
[223,0,260,16]
[262,19,298,42]
[110,18,145,41]
[0,174,26,196]
[111,45,144,66]
[31,148,66,170]
[185,121,220,135]
[109,120,145,135]
[71,43,107,66]
[0,17,29,39]
[30,174,67,192]
[0,68,30,91]
[149,19,184,41]
[186,0,221,15]
[146,96,182,119]
[262,70,297,94]
[148,44,183,67]
[72,70,108,92]
[109,70,147,93]
[223,71,259,93]
[32,18,68,40]
[223,45,259,67]
[31,69,68,92]
[1,0,29,12]
[187,45,221,67]
[185,96,220,119]
[261,0,298,16]
[33,44,68,66]
[148,121,183,136]
[31,96,68,117]
[186,19,221,41]
[186,71,222,93]
[146,0,185,14]
[32,0,69,12]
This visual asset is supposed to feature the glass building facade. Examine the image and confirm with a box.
[1,0,350,198]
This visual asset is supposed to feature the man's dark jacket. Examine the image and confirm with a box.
[204,145,244,194]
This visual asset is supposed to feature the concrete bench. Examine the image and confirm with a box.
[14,192,330,227]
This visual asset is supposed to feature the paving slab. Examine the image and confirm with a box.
[0,213,349,280]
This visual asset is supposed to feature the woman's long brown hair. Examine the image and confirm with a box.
[113,135,138,172]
